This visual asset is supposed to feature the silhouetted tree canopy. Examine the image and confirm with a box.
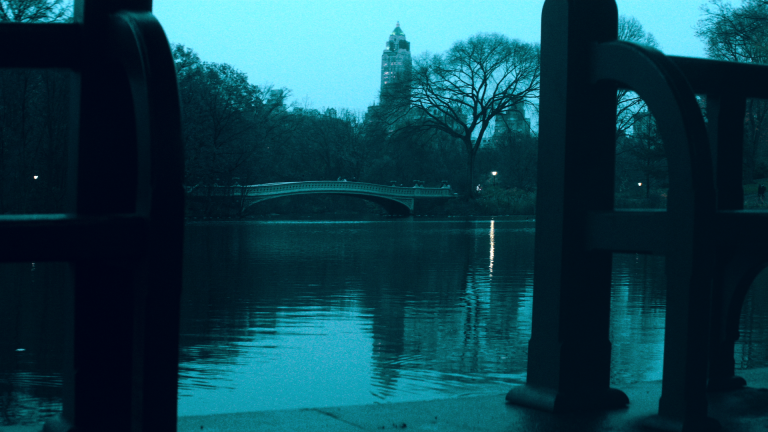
[173,44,291,188]
[0,0,70,214]
[0,0,69,22]
[380,33,540,199]
[616,15,659,139]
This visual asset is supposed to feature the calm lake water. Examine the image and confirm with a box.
[3,218,768,424]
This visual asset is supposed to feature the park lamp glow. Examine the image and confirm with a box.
[33,175,38,180]
[638,182,642,186]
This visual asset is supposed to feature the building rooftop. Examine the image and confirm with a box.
[391,21,404,36]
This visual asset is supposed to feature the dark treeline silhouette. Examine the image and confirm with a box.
[0,0,71,214]
[374,33,541,199]
[7,8,768,215]
[173,43,540,216]
[0,68,70,213]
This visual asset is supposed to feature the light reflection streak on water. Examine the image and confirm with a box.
[489,220,495,275]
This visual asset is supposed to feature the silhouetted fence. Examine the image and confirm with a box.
[505,1,768,431]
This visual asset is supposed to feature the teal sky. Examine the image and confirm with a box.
[153,0,735,113]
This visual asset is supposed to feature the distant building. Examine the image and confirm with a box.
[268,89,284,104]
[381,22,412,96]
[428,107,466,134]
[494,102,531,138]
[632,111,655,136]
[292,107,320,117]
[478,135,494,148]
[267,89,287,112]
[364,104,379,124]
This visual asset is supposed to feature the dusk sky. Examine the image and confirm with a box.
[153,0,735,113]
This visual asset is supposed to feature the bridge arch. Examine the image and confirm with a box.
[189,181,455,216]
[246,191,413,216]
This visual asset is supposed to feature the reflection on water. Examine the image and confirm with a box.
[177,219,535,415]
[489,219,495,274]
[0,262,68,426]
[2,218,768,423]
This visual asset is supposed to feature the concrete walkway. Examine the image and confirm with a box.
[177,368,768,432]
[4,368,768,431]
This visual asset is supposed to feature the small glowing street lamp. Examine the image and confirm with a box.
[33,175,38,180]
[492,171,497,186]
[638,182,642,186]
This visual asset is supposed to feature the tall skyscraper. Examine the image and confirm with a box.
[494,102,531,138]
[381,22,412,95]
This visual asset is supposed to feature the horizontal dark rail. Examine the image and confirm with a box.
[669,56,768,99]
[0,23,82,68]
[0,214,148,261]
[585,210,668,254]
[715,210,768,253]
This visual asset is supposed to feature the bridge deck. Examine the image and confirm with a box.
[189,181,455,198]
[187,181,456,215]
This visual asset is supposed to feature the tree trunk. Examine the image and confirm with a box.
[645,171,650,199]
[467,148,476,199]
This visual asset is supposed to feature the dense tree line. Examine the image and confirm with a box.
[0,0,70,214]
[377,33,541,199]
[175,42,540,215]
[612,17,670,205]
[0,4,718,215]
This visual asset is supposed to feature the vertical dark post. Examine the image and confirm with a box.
[506,0,627,412]
[125,13,185,430]
[707,95,748,391]
[64,4,139,430]
[48,1,178,432]
[707,95,745,211]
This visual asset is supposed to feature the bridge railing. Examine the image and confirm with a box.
[188,181,455,198]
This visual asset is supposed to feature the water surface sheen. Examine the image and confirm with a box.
[179,219,535,415]
[177,218,768,415]
[3,218,768,424]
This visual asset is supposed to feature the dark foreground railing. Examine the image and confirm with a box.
[505,1,768,431]
[6,1,768,431]
[0,1,184,431]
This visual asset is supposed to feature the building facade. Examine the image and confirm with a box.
[381,22,412,94]
[493,102,531,138]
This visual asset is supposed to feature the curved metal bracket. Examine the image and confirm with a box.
[592,41,715,215]
[107,11,184,217]
[107,11,183,431]
[592,41,718,430]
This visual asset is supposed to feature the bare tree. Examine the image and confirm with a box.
[615,16,659,140]
[697,0,768,63]
[626,113,667,198]
[381,33,540,198]
[697,0,768,181]
[0,0,70,213]
[173,44,292,188]
[0,0,69,23]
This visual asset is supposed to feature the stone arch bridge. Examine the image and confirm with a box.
[187,181,456,215]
